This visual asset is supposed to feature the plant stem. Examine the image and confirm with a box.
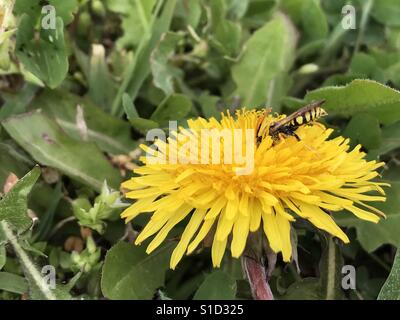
[325,237,336,300]
[354,0,374,54]
[241,255,274,300]
[0,221,56,300]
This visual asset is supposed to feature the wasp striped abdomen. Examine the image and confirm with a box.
[288,104,326,128]
[268,100,327,142]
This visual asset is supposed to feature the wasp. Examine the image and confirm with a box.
[256,100,327,144]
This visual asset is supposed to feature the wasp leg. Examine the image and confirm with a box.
[267,133,281,146]
[280,127,301,141]
[292,132,301,141]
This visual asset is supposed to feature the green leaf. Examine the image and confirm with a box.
[106,0,157,48]
[151,94,192,127]
[198,94,221,119]
[31,89,137,155]
[127,118,160,133]
[210,20,242,57]
[14,0,41,20]
[371,50,400,69]
[341,113,382,150]
[122,93,139,118]
[0,32,13,70]
[16,15,68,89]
[349,53,376,74]
[2,111,121,191]
[122,93,159,133]
[370,121,400,156]
[280,278,323,300]
[193,270,237,300]
[322,74,360,87]
[48,0,78,25]
[226,0,249,20]
[150,32,184,95]
[297,39,326,60]
[279,0,304,24]
[306,79,400,125]
[205,0,227,31]
[88,44,117,112]
[371,0,400,27]
[349,53,384,82]
[369,51,400,86]
[0,143,30,188]
[101,241,173,299]
[301,0,328,42]
[232,14,296,106]
[0,245,6,270]
[0,85,37,120]
[280,0,328,43]
[243,0,277,28]
[354,266,384,300]
[0,167,40,241]
[378,250,400,300]
[387,27,400,50]
[384,62,400,88]
[32,182,62,242]
[0,272,28,294]
[175,0,202,28]
[14,0,78,25]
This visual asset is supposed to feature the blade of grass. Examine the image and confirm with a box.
[111,0,177,117]
[354,0,374,54]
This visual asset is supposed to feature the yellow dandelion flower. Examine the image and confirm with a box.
[121,109,389,269]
